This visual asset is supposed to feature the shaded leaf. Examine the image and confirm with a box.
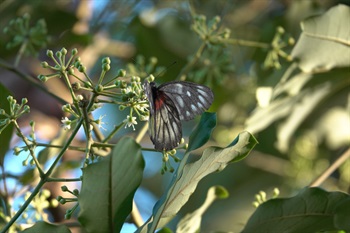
[22,221,71,233]
[139,131,257,232]
[334,197,350,230]
[78,137,144,233]
[291,4,350,72]
[176,186,229,233]
[187,112,216,152]
[242,187,350,233]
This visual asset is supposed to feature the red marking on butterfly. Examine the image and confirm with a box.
[144,80,214,151]
[154,93,166,110]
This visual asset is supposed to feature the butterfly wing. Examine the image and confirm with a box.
[144,81,182,151]
[158,81,214,120]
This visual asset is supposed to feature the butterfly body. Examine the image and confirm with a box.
[144,80,214,151]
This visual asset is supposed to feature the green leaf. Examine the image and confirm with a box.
[0,83,14,167]
[334,197,350,230]
[242,187,350,233]
[291,4,350,72]
[78,137,144,233]
[187,112,216,152]
[22,221,71,233]
[139,131,257,232]
[176,186,229,233]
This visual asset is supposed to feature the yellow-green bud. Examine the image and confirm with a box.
[102,63,110,71]
[277,26,285,34]
[13,147,21,155]
[71,48,78,55]
[38,74,47,82]
[41,61,49,68]
[117,69,126,77]
[23,105,30,113]
[102,57,110,64]
[56,51,62,58]
[22,160,28,166]
[61,47,67,55]
[21,98,28,105]
[78,65,86,73]
[149,57,158,65]
[46,50,53,58]
[96,84,104,92]
[68,67,75,75]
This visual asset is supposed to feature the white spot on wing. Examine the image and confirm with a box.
[191,104,198,112]
[198,102,204,109]
[177,97,185,108]
[186,111,191,117]
[198,95,206,104]
[187,91,191,97]
[174,84,183,93]
[197,89,207,96]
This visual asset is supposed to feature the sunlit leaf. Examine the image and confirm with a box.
[176,186,229,233]
[138,131,257,232]
[291,4,350,72]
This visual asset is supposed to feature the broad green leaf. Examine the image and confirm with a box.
[334,197,350,230]
[22,221,71,233]
[187,112,216,152]
[78,137,144,233]
[176,186,229,233]
[139,131,257,232]
[0,83,14,167]
[242,187,350,233]
[291,4,350,72]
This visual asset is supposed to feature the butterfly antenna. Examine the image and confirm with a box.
[155,61,177,78]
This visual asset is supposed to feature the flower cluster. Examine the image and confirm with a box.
[191,15,231,45]
[0,96,30,134]
[263,26,295,69]
[3,13,48,56]
[38,48,151,136]
[119,75,150,130]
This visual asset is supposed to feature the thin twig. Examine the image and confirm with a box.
[0,58,67,105]
[309,148,350,187]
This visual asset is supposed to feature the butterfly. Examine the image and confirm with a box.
[144,80,214,151]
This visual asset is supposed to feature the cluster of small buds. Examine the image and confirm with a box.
[0,96,30,134]
[119,75,150,130]
[38,48,78,82]
[252,188,280,208]
[161,149,178,174]
[191,15,231,45]
[264,26,295,69]
[57,185,79,219]
[160,138,187,174]
[3,13,48,55]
